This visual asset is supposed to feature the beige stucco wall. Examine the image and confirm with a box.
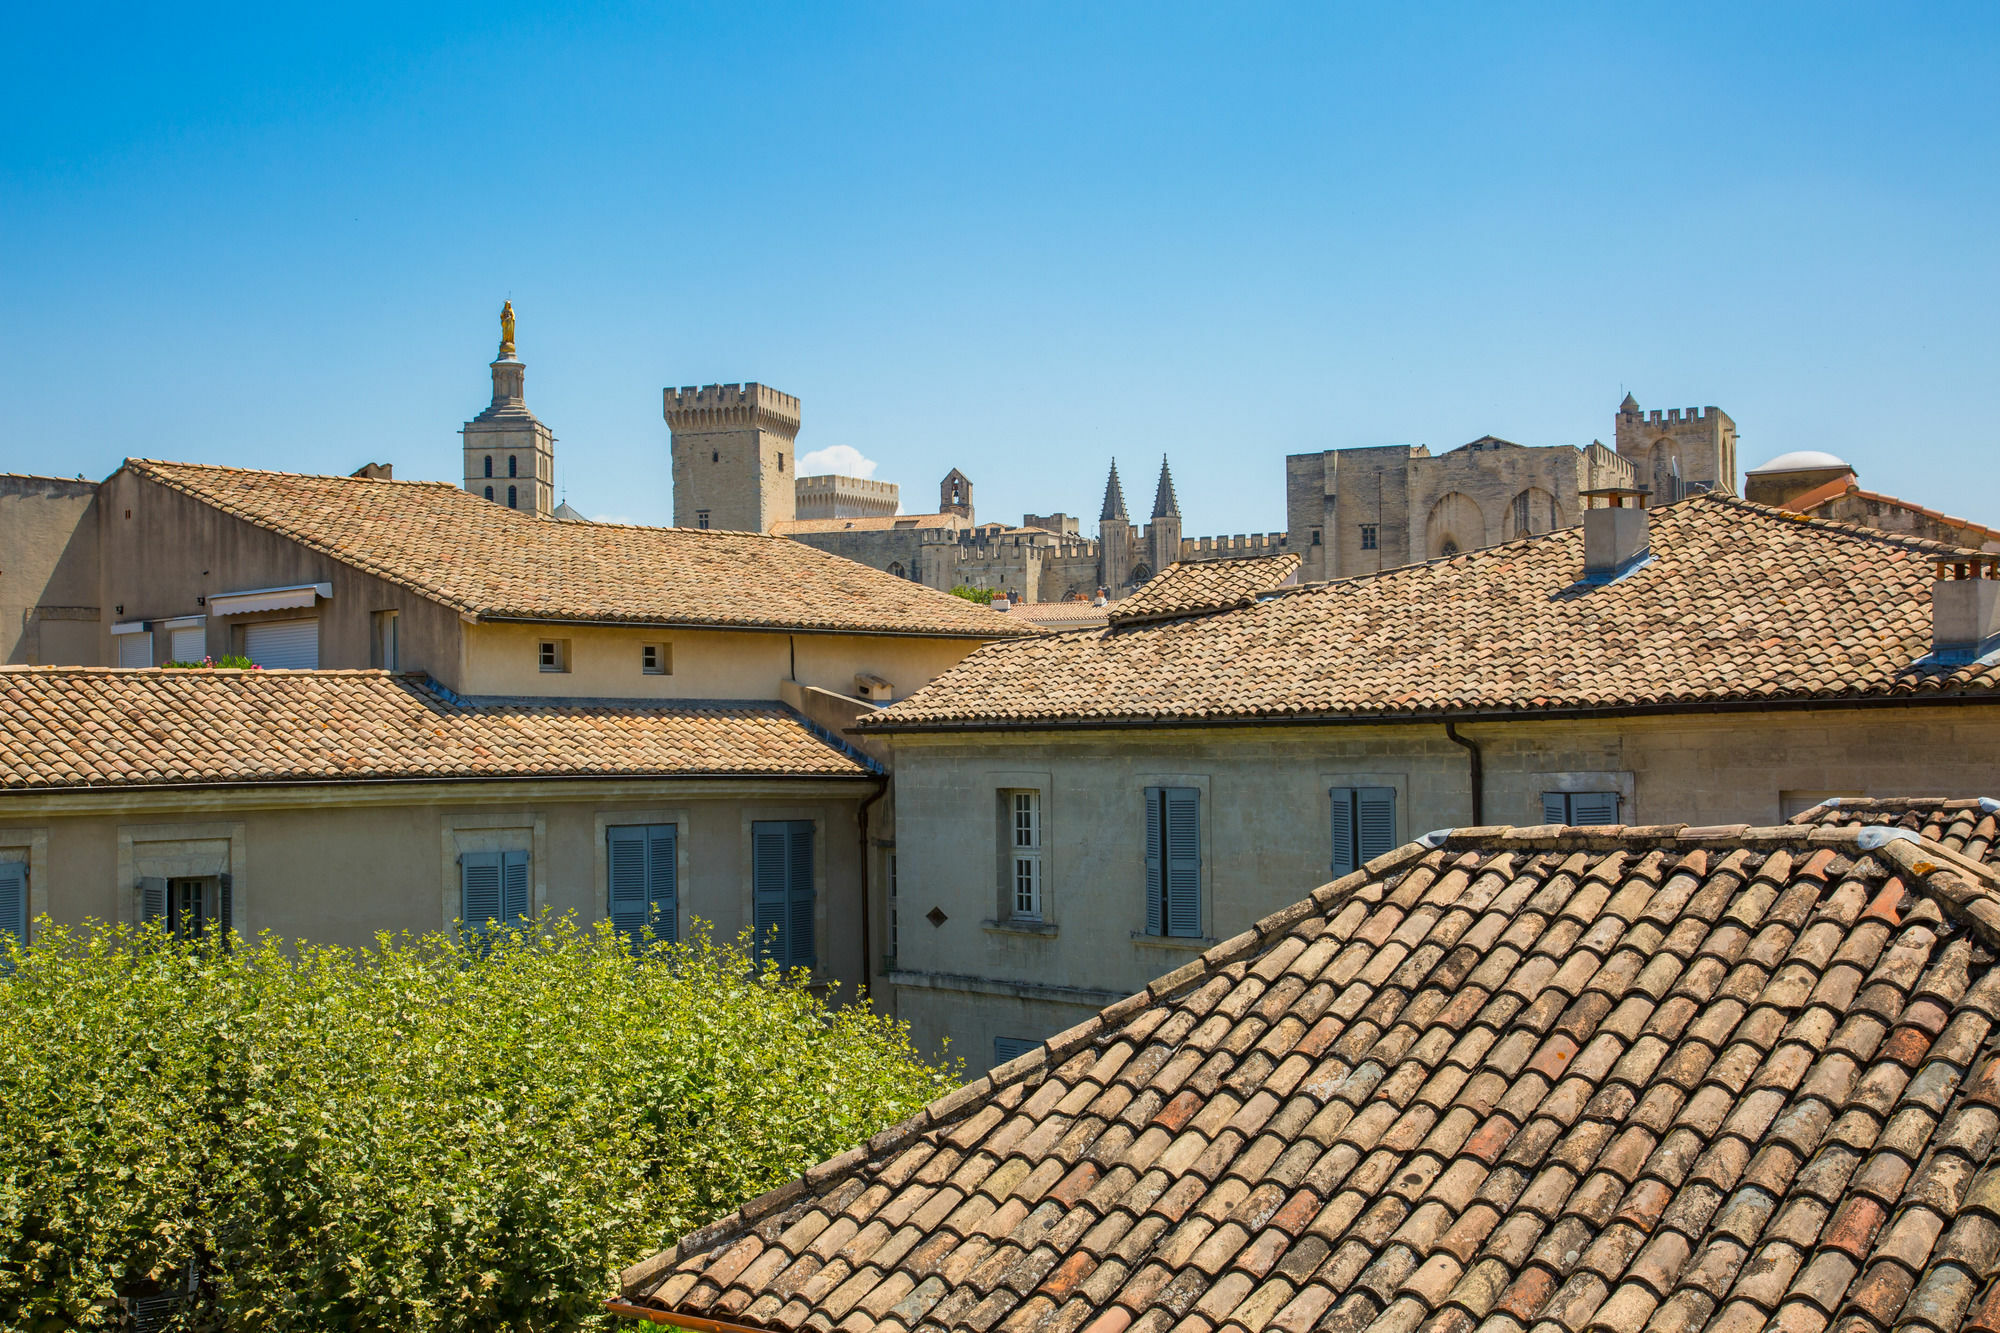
[0,777,877,990]
[1,476,101,665]
[460,620,981,703]
[883,704,2000,1067]
[100,470,463,679]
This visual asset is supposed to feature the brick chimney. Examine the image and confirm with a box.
[1581,486,1651,582]
[1933,557,2000,661]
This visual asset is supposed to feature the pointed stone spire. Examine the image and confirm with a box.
[1100,458,1129,522]
[1619,391,1640,414]
[1152,455,1180,518]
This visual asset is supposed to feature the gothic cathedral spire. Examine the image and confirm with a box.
[1101,458,1130,522]
[1152,455,1180,519]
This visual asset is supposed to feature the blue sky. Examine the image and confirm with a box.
[3,3,1995,535]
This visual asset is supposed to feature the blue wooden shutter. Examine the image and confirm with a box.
[501,851,531,922]
[218,873,234,946]
[1330,788,1357,877]
[1570,792,1620,826]
[752,823,789,967]
[648,825,678,944]
[460,852,501,932]
[608,826,649,946]
[1357,787,1397,862]
[1164,788,1201,939]
[786,821,815,969]
[1542,792,1570,825]
[0,861,25,959]
[141,877,168,928]
[993,1036,1038,1066]
[1143,788,1165,936]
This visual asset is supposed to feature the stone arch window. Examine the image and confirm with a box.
[1509,487,1559,539]
[507,486,518,509]
[484,456,493,478]
[1130,563,1154,585]
[712,450,719,463]
[888,561,906,579]
[1425,491,1484,559]
[484,485,494,501]
[508,456,518,478]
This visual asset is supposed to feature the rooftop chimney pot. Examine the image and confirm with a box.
[1932,558,2000,661]
[1580,486,1652,582]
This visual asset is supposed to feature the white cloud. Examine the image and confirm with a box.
[796,444,878,479]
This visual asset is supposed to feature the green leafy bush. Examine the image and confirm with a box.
[163,654,260,669]
[948,585,995,604]
[0,919,956,1332]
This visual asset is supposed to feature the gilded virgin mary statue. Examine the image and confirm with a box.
[500,300,517,352]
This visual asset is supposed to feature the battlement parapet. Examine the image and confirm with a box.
[796,474,898,496]
[1618,404,1725,428]
[1180,532,1288,560]
[664,382,802,437]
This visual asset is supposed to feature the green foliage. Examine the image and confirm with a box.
[948,585,995,604]
[0,918,956,1332]
[163,654,259,669]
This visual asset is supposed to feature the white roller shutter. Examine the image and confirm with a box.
[169,627,205,662]
[242,619,319,670]
[117,633,152,668]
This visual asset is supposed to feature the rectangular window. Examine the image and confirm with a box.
[607,824,677,949]
[1330,786,1398,877]
[241,618,319,670]
[0,860,26,961]
[1143,787,1201,938]
[696,510,711,530]
[371,610,400,671]
[539,639,569,673]
[116,630,153,668]
[751,820,815,971]
[139,874,233,944]
[1542,791,1621,826]
[994,1036,1039,1066]
[459,850,531,940]
[1005,790,1043,921]
[642,644,671,675]
[1360,524,1378,551]
[168,625,205,664]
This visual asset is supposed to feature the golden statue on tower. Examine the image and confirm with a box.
[499,300,516,356]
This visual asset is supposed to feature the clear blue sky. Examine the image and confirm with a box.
[4,3,1995,535]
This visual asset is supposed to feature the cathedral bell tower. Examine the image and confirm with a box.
[463,302,556,517]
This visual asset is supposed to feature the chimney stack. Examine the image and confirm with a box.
[1581,486,1652,583]
[1933,558,2000,661]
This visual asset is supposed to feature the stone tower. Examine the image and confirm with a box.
[1146,456,1182,576]
[1098,459,1133,591]
[463,302,555,517]
[939,469,974,520]
[665,383,802,531]
[1613,393,1738,502]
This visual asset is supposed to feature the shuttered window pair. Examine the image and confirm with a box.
[459,850,530,940]
[607,824,677,950]
[1543,791,1621,825]
[0,861,25,962]
[1144,787,1201,939]
[1331,787,1398,877]
[138,875,232,943]
[752,820,815,971]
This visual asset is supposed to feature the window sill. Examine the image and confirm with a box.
[982,918,1058,938]
[1130,931,1216,951]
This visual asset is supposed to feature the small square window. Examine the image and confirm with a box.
[696,509,711,530]
[539,639,569,673]
[1360,524,1379,551]
[642,643,671,675]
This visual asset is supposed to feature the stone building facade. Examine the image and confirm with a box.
[794,474,898,520]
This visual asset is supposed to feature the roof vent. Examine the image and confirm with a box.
[1932,557,2000,663]
[853,672,895,703]
[1580,486,1651,583]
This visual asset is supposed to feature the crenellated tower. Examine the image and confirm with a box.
[463,302,556,517]
[665,382,802,531]
[1613,394,1737,501]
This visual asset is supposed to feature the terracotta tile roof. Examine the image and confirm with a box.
[615,818,2000,1333]
[0,668,874,791]
[1799,485,2000,552]
[863,496,2000,731]
[125,461,1025,639]
[1790,797,2000,869]
[1009,601,1113,629]
[770,514,967,535]
[1107,553,1303,627]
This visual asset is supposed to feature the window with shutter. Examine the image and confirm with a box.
[242,618,319,669]
[460,852,502,936]
[1542,791,1621,825]
[993,1036,1039,1066]
[751,821,814,970]
[1003,790,1043,920]
[501,850,531,922]
[218,873,233,944]
[0,861,26,961]
[1330,786,1398,876]
[608,824,678,950]
[1144,788,1201,938]
[141,876,167,928]
[1143,788,1165,936]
